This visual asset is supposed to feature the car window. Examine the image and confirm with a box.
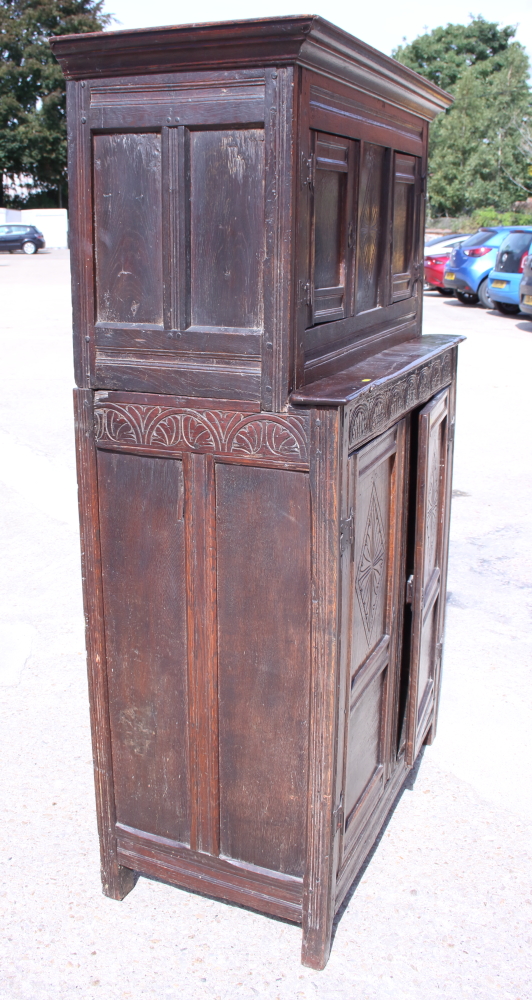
[0,226,11,234]
[495,231,532,272]
[10,226,27,234]
[459,229,498,248]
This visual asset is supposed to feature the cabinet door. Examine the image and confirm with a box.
[311,133,355,324]
[406,388,451,764]
[340,420,406,864]
[391,153,418,302]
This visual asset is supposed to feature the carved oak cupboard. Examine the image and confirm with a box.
[51,16,461,970]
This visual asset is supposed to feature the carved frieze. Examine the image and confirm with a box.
[348,349,454,450]
[94,403,310,467]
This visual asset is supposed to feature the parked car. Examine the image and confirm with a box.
[487,228,532,315]
[519,251,532,318]
[0,224,45,254]
[424,234,468,296]
[424,232,469,256]
[443,227,512,307]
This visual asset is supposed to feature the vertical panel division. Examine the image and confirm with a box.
[93,132,163,325]
[184,453,220,856]
[216,463,311,876]
[356,143,386,314]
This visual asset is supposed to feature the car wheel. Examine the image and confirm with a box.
[493,300,520,316]
[477,278,493,309]
[456,290,479,305]
[437,287,454,296]
[22,240,37,255]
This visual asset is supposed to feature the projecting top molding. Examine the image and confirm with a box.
[50,14,452,121]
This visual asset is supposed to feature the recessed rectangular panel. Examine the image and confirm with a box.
[189,129,265,329]
[97,451,189,843]
[93,133,163,325]
[356,143,386,314]
[216,464,310,877]
[345,671,384,820]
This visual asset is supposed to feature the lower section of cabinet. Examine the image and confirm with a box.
[74,353,456,971]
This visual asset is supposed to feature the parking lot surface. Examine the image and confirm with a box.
[1,251,531,1000]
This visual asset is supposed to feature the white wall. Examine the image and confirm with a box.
[20,209,68,249]
[0,208,68,248]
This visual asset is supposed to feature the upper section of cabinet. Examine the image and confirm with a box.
[51,17,452,407]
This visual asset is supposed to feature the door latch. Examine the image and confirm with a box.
[405,574,414,604]
[340,510,354,554]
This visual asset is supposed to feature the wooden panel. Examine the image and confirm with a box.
[308,80,425,157]
[216,464,311,877]
[406,388,450,764]
[312,132,351,325]
[189,129,265,330]
[93,133,163,326]
[116,827,303,923]
[356,143,387,314]
[392,153,417,302]
[97,450,190,842]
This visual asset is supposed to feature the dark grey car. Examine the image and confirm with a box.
[0,224,45,254]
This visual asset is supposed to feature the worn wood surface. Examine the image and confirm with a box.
[60,17,460,971]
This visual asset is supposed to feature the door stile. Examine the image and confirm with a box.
[73,388,136,898]
[425,380,456,746]
[301,407,341,971]
[405,388,450,765]
[382,417,408,778]
[183,452,220,855]
[67,82,94,388]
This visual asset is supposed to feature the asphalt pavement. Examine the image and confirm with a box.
[0,251,531,1000]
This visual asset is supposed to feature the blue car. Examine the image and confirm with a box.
[443,227,512,307]
[487,228,532,315]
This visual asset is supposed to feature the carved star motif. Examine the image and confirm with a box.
[356,483,386,642]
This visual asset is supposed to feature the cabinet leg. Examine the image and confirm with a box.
[301,919,333,971]
[101,858,137,900]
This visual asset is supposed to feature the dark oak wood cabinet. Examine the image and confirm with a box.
[51,16,462,970]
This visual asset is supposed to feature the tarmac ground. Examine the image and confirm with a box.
[1,250,531,1000]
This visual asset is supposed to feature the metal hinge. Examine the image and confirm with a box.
[299,279,312,306]
[412,261,424,283]
[405,574,414,604]
[340,510,354,554]
[333,800,344,833]
[448,421,455,446]
[301,152,315,188]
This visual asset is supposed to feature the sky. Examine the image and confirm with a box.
[101,0,532,65]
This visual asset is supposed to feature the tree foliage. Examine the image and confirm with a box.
[0,0,112,206]
[393,17,532,216]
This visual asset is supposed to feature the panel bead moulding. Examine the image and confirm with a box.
[347,349,455,450]
[94,403,310,469]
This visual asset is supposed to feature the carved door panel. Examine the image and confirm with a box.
[339,419,406,865]
[405,388,451,765]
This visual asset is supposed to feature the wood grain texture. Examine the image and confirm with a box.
[97,449,190,842]
[116,827,303,922]
[50,17,453,123]
[73,389,136,899]
[67,82,93,387]
[184,453,220,855]
[216,463,311,876]
[189,128,265,330]
[301,407,341,970]
[93,133,163,326]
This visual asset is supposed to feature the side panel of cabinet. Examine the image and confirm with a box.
[97,450,191,843]
[406,387,452,764]
[216,464,311,877]
[339,419,406,866]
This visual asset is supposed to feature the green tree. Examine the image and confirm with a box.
[0,0,112,207]
[393,18,532,216]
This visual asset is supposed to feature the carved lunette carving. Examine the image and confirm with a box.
[348,349,455,450]
[94,403,310,468]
